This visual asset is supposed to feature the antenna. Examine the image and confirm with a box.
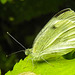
[6,50,25,57]
[7,32,26,50]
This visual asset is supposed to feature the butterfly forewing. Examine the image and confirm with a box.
[32,8,75,59]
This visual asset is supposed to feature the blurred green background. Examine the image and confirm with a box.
[0,0,75,75]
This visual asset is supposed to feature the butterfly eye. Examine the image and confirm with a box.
[25,49,32,55]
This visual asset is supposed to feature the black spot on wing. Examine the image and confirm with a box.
[54,8,71,17]
[52,25,57,29]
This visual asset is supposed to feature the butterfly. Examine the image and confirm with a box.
[7,8,75,61]
[25,8,75,61]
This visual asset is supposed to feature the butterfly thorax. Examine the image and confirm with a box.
[25,48,42,61]
[31,52,43,61]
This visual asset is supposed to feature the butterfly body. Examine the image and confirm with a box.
[25,8,75,61]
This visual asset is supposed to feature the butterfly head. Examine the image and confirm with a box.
[25,49,32,55]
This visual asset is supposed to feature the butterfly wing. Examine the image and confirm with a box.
[32,8,75,58]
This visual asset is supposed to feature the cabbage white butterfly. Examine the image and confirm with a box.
[7,8,75,61]
[25,8,75,61]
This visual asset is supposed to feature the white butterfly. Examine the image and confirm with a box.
[7,8,75,61]
[25,8,75,61]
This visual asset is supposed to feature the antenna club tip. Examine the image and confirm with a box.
[7,32,9,34]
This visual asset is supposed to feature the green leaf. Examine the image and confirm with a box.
[0,69,1,75]
[1,0,7,4]
[5,55,75,75]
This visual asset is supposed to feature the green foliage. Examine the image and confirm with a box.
[0,0,12,4]
[0,69,1,75]
[0,0,7,4]
[0,0,64,24]
[5,55,75,75]
[0,46,16,74]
